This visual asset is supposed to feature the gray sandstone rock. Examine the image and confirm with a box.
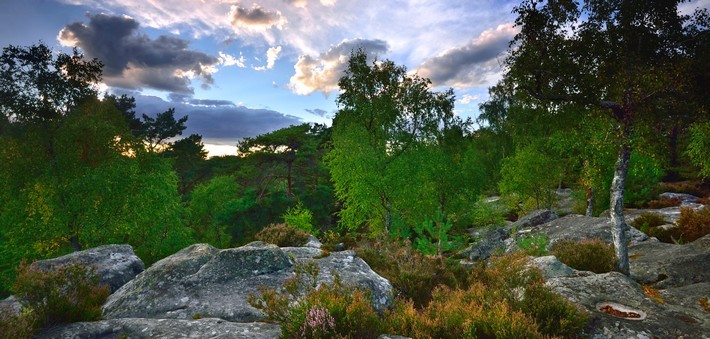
[40,318,281,339]
[659,192,699,203]
[547,272,709,338]
[32,244,144,293]
[511,209,559,229]
[104,242,393,322]
[629,234,710,288]
[536,214,649,245]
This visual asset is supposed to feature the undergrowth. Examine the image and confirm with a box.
[552,239,617,273]
[0,261,110,337]
[254,223,311,247]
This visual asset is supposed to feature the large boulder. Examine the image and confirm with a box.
[511,209,558,229]
[629,234,710,288]
[40,318,281,339]
[659,192,700,204]
[32,244,144,293]
[103,242,393,322]
[547,272,709,338]
[536,215,649,245]
[461,210,558,262]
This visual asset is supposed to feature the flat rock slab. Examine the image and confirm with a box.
[33,244,144,293]
[104,242,392,323]
[547,272,709,338]
[629,235,710,288]
[535,215,649,245]
[40,318,281,339]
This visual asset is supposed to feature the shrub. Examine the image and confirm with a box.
[412,212,464,256]
[283,203,315,235]
[676,206,710,242]
[630,212,667,234]
[0,305,35,339]
[9,261,110,333]
[552,239,617,273]
[647,197,682,209]
[385,252,587,338]
[470,198,506,228]
[254,223,311,247]
[355,239,470,308]
[516,233,550,256]
[248,261,384,338]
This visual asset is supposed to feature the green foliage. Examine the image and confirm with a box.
[385,252,588,338]
[0,43,102,122]
[687,121,710,178]
[254,223,311,247]
[355,239,470,309]
[283,202,315,235]
[188,175,239,248]
[0,100,193,293]
[500,143,562,211]
[516,233,550,256]
[630,213,667,234]
[328,49,482,234]
[552,239,617,273]
[469,198,506,229]
[412,212,463,256]
[10,261,109,333]
[0,305,35,339]
[249,261,384,338]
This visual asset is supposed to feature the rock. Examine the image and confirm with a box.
[282,248,394,312]
[334,242,347,251]
[378,335,412,339]
[629,234,710,288]
[40,318,281,339]
[104,242,393,322]
[32,244,144,293]
[536,215,649,245]
[530,256,588,279]
[510,209,558,229]
[459,225,512,261]
[304,235,322,249]
[659,192,699,203]
[547,272,709,338]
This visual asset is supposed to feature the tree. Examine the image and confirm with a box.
[505,0,707,275]
[0,43,102,122]
[163,133,209,195]
[687,121,710,178]
[142,108,188,152]
[328,49,460,233]
[500,142,562,211]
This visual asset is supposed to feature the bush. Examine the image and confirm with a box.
[283,203,315,235]
[7,261,110,335]
[248,261,384,338]
[630,212,667,234]
[355,239,470,308]
[386,252,588,338]
[516,233,550,256]
[254,223,311,247]
[0,305,35,339]
[676,207,710,243]
[647,197,682,209]
[552,239,617,273]
[470,198,506,228]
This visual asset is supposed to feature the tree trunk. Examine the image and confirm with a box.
[586,186,594,217]
[70,235,82,252]
[286,160,293,200]
[610,142,631,275]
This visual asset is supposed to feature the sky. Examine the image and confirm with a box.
[2,0,706,157]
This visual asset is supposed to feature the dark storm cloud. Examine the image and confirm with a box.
[417,24,517,87]
[58,13,219,93]
[127,93,302,143]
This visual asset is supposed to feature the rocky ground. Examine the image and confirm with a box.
[2,192,708,338]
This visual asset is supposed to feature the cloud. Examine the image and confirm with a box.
[458,94,480,105]
[417,23,517,88]
[289,38,388,95]
[219,51,246,67]
[305,108,331,118]
[58,13,219,94]
[229,4,286,31]
[254,45,283,70]
[123,92,302,144]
